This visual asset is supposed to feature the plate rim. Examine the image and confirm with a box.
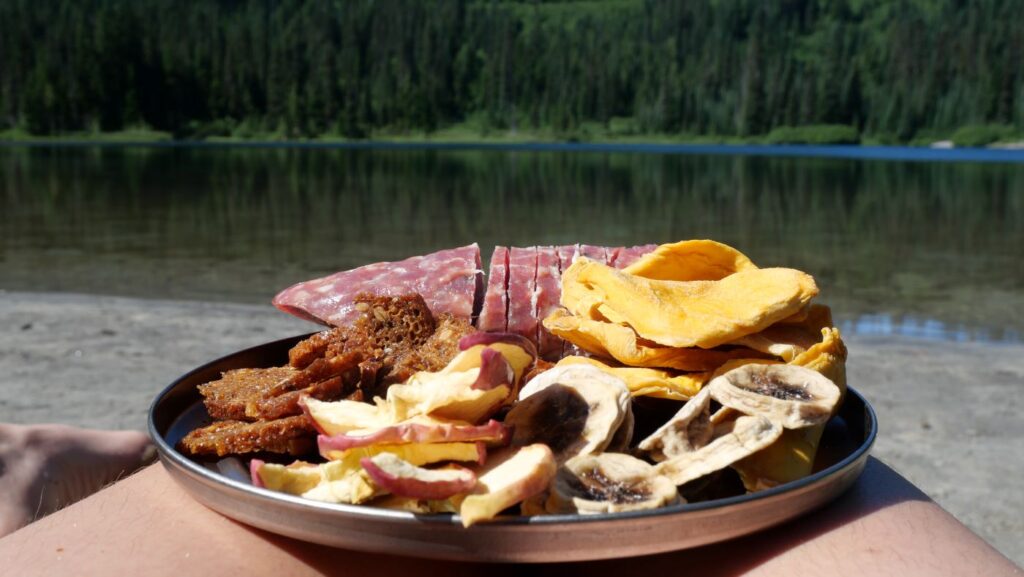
[148,333,877,528]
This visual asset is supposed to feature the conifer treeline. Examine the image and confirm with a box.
[1,0,1021,140]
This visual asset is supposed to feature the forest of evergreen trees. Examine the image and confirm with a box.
[1,0,1021,142]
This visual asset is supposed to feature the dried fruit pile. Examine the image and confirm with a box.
[249,240,847,526]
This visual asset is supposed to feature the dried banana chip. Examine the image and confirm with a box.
[547,453,680,514]
[637,386,714,461]
[507,365,631,463]
[708,364,840,430]
[654,415,783,486]
[708,327,848,491]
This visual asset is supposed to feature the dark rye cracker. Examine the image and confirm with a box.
[184,294,476,458]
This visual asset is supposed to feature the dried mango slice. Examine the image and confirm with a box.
[555,355,709,400]
[561,259,820,348]
[791,327,848,395]
[623,239,758,281]
[543,308,764,372]
[731,304,834,362]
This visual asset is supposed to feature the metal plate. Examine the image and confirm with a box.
[149,334,877,563]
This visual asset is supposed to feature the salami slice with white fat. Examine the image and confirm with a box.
[534,246,562,360]
[477,246,509,333]
[272,244,482,327]
[506,246,539,343]
[272,242,657,357]
[556,245,579,270]
[578,244,608,264]
[610,244,658,269]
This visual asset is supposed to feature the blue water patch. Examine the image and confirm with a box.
[5,140,1024,164]
[839,314,1022,345]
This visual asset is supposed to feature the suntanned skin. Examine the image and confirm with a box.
[1,457,1019,576]
[0,424,153,537]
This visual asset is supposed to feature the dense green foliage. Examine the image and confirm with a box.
[1,0,1022,142]
[949,124,1016,147]
[764,125,860,145]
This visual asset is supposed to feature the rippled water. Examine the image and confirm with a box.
[1,145,1022,342]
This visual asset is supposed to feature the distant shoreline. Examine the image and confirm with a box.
[4,138,1024,163]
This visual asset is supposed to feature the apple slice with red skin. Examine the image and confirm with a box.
[472,348,514,390]
[458,331,537,356]
[317,419,508,454]
[455,332,537,384]
[360,453,477,500]
[456,444,557,527]
[250,459,266,488]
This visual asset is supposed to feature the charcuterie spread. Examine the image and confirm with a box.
[180,240,847,526]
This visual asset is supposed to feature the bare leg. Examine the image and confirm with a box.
[0,424,154,537]
[0,457,1018,576]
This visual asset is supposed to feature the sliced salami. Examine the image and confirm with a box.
[272,244,482,327]
[506,246,538,344]
[477,246,509,332]
[578,244,608,264]
[534,246,562,360]
[611,244,658,269]
[556,244,579,270]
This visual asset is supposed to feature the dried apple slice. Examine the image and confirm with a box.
[546,453,679,514]
[361,454,477,500]
[316,419,508,452]
[388,347,514,423]
[250,459,319,493]
[252,459,379,504]
[457,444,557,527]
[455,332,537,384]
[301,396,391,436]
[708,364,840,429]
[470,348,515,390]
[318,441,486,467]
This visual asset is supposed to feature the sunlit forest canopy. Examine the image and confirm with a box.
[1,0,1021,141]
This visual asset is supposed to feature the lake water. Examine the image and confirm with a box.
[2,145,1022,343]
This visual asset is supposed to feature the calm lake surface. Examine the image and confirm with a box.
[2,145,1022,343]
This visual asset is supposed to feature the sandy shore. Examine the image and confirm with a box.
[1,290,1021,565]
